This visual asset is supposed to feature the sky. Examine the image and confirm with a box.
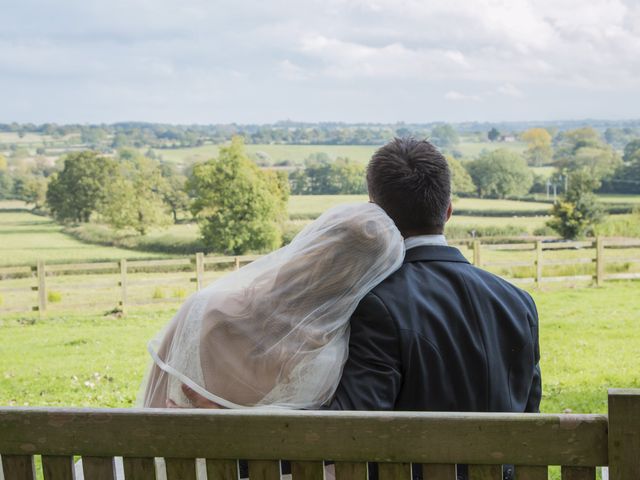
[1,0,639,124]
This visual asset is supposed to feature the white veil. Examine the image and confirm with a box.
[141,203,404,409]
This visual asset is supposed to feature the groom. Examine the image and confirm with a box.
[327,138,540,480]
[327,137,541,413]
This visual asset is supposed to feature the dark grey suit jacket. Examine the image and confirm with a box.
[328,245,541,413]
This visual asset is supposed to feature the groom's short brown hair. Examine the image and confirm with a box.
[367,137,451,235]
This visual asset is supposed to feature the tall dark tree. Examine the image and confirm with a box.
[46,151,118,223]
[487,128,500,142]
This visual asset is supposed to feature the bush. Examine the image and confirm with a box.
[173,288,187,299]
[152,288,165,299]
[47,291,62,303]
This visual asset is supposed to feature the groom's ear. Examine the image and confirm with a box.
[445,201,453,223]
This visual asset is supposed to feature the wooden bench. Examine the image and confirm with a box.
[1,389,638,480]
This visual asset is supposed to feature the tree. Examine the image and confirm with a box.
[445,155,475,195]
[623,139,640,163]
[466,149,533,198]
[159,163,191,223]
[547,171,603,239]
[430,124,459,149]
[521,128,552,166]
[0,154,13,199]
[487,128,500,142]
[289,154,366,195]
[20,176,48,208]
[554,128,621,193]
[188,137,287,254]
[46,151,118,223]
[100,150,172,235]
[604,139,640,193]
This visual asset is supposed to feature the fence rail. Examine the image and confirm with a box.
[1,237,640,316]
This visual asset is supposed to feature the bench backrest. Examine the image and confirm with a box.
[1,389,638,480]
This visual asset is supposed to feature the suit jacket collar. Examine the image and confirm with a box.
[404,245,470,264]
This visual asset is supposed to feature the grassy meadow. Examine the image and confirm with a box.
[0,205,169,267]
[1,282,639,415]
[143,140,531,167]
[151,144,379,165]
[0,197,556,267]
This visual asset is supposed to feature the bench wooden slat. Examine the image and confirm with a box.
[378,462,411,480]
[422,463,456,479]
[291,461,324,480]
[334,462,367,480]
[42,455,74,480]
[560,466,595,479]
[468,464,501,480]
[123,457,156,479]
[206,459,239,480]
[0,409,609,466]
[1,455,36,480]
[248,460,281,480]
[82,456,115,480]
[516,465,548,479]
[165,458,196,480]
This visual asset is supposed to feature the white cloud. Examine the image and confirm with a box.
[497,83,524,98]
[0,0,639,122]
[445,91,483,102]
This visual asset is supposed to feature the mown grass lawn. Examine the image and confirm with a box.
[1,282,638,414]
[0,208,168,267]
[147,141,532,166]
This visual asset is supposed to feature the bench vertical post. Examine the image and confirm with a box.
[1,455,36,480]
[608,388,640,480]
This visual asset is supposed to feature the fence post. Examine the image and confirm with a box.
[37,260,46,316]
[473,240,481,267]
[608,389,640,479]
[235,257,240,271]
[119,259,127,314]
[195,252,205,291]
[535,240,543,287]
[595,237,605,286]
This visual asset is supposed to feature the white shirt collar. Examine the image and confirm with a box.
[404,234,448,250]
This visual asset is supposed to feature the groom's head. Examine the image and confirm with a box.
[367,137,452,237]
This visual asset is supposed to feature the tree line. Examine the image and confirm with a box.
[1,128,640,248]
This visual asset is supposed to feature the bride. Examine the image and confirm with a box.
[140,202,404,409]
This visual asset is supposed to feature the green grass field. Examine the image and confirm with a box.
[1,282,638,414]
[0,207,168,266]
[455,140,528,158]
[597,194,640,204]
[1,197,558,267]
[150,140,532,167]
[152,144,379,165]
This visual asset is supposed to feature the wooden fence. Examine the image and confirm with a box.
[1,237,640,316]
[1,388,639,479]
